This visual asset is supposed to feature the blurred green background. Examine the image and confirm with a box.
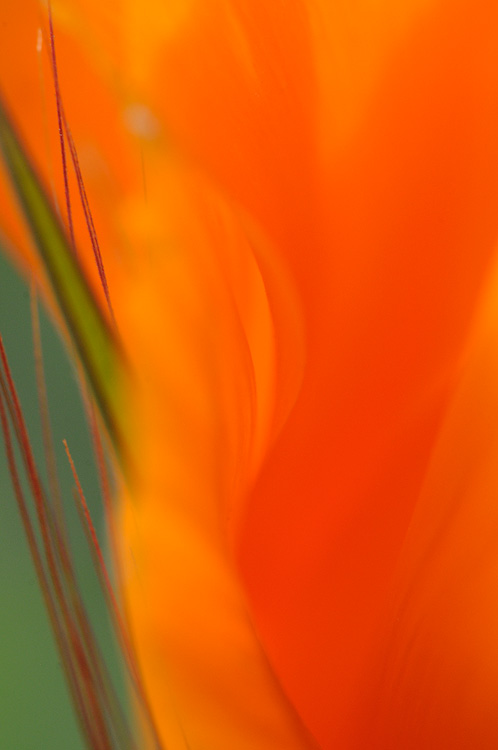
[0,250,124,749]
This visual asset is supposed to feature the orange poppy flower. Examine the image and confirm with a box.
[2,1,498,748]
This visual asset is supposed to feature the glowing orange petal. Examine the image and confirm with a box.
[117,160,315,748]
[357,255,498,748]
[238,1,498,746]
[4,1,498,748]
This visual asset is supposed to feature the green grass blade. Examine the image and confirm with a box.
[0,95,128,467]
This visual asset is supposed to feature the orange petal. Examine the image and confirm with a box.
[356,254,498,749]
[238,1,498,745]
[117,160,315,748]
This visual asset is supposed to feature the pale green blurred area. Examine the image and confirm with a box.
[0,250,125,749]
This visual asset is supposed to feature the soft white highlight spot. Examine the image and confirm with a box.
[36,28,43,53]
[123,104,161,140]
